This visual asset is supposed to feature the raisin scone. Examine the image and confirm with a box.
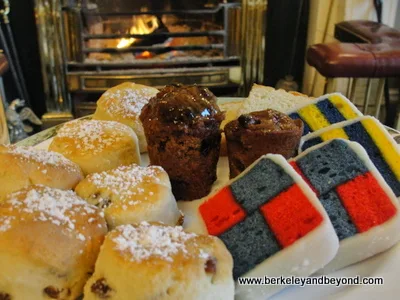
[49,119,140,175]
[93,82,159,153]
[75,164,182,229]
[0,185,107,300]
[0,145,83,201]
[84,222,234,300]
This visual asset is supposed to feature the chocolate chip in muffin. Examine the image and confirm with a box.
[238,114,261,128]
[91,278,112,298]
[170,179,189,199]
[200,135,219,157]
[0,292,11,300]
[141,84,223,125]
[158,140,167,152]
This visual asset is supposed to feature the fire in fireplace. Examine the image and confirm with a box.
[56,1,241,117]
[84,8,226,63]
[116,11,160,49]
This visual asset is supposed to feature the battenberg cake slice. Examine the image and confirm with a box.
[298,116,400,197]
[290,139,400,273]
[287,93,362,136]
[198,154,339,300]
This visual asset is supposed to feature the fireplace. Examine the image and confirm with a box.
[36,0,236,118]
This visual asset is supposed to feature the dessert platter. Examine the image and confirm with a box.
[1,83,400,300]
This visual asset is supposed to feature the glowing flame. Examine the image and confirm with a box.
[136,50,152,59]
[117,14,159,49]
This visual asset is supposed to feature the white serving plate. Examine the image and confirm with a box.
[32,97,400,300]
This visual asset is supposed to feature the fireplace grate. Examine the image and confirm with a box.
[58,2,241,116]
[63,3,240,70]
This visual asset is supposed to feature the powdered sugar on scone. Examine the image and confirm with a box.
[112,222,201,262]
[0,216,14,232]
[55,120,131,154]
[1,145,78,172]
[86,164,164,205]
[102,85,158,118]
[1,186,104,240]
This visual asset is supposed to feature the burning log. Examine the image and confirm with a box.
[116,14,168,48]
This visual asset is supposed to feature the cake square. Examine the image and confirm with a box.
[318,191,357,241]
[336,172,397,233]
[198,154,339,299]
[219,211,281,279]
[230,158,294,214]
[288,93,362,136]
[299,116,400,196]
[199,186,246,236]
[291,139,400,273]
[259,184,323,248]
[295,139,368,195]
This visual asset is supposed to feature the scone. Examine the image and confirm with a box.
[75,164,182,229]
[0,185,107,300]
[224,109,303,178]
[93,82,159,153]
[291,139,400,273]
[299,116,400,197]
[140,84,224,201]
[49,119,140,175]
[198,154,339,299]
[83,222,234,300]
[0,145,83,201]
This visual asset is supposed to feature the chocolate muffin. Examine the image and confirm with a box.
[224,109,303,178]
[139,84,224,200]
